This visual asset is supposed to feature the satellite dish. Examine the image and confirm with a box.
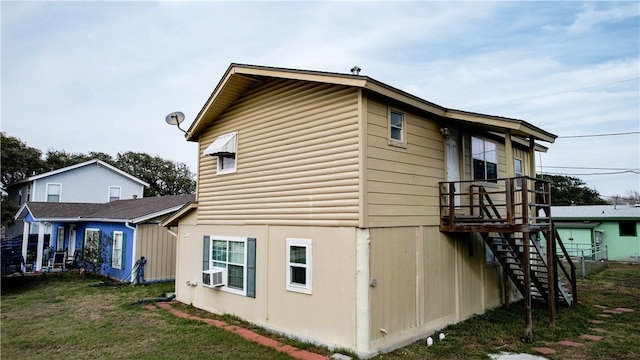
[165,111,185,126]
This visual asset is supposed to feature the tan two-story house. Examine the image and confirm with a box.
[163,63,573,357]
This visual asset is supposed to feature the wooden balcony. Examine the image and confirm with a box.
[439,176,552,233]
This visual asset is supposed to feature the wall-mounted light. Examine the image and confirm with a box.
[165,111,188,136]
[440,127,450,137]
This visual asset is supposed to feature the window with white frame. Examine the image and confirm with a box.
[514,158,523,189]
[57,226,65,251]
[202,235,256,297]
[472,137,498,182]
[109,186,121,202]
[286,238,312,294]
[83,228,100,262]
[203,131,238,175]
[47,183,62,202]
[111,231,124,269]
[389,110,404,143]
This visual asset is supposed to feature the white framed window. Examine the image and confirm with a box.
[472,137,498,182]
[514,158,523,189]
[56,226,65,251]
[389,110,404,143]
[202,235,256,297]
[108,186,121,202]
[111,231,124,269]
[83,228,101,262]
[47,183,62,202]
[203,131,238,175]
[286,238,312,294]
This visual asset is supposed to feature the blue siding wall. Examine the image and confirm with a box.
[73,222,135,281]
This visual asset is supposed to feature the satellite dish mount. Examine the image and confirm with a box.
[165,111,188,136]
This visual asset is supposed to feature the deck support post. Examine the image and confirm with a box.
[546,228,556,326]
[523,231,533,343]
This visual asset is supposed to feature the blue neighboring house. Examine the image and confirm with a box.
[3,159,149,265]
[14,194,194,282]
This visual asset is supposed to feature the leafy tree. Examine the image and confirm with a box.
[1,132,46,189]
[43,150,117,170]
[1,133,46,226]
[115,151,195,197]
[538,174,608,206]
[1,133,195,227]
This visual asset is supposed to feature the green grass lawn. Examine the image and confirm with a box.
[0,274,292,359]
[2,263,638,359]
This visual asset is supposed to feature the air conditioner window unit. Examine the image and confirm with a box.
[202,268,226,288]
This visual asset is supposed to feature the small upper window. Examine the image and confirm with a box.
[390,110,404,142]
[514,158,523,189]
[619,221,637,237]
[286,238,312,294]
[472,137,498,183]
[47,183,62,202]
[109,186,121,202]
[204,131,238,175]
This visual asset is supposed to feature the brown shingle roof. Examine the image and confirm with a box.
[22,194,195,222]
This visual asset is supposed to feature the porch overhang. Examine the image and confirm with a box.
[442,109,557,143]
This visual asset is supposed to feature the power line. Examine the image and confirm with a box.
[466,77,640,108]
[558,131,640,139]
[539,170,640,176]
[540,166,640,171]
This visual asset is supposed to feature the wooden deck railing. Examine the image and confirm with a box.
[439,176,552,232]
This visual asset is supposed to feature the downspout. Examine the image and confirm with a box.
[125,222,137,283]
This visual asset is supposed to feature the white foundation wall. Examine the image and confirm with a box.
[175,223,359,350]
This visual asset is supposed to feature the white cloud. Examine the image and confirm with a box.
[1,1,638,196]
[568,2,639,34]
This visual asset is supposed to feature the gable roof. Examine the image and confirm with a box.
[9,159,149,187]
[552,205,640,220]
[15,194,195,224]
[185,63,557,144]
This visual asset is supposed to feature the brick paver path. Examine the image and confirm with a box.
[151,301,328,360]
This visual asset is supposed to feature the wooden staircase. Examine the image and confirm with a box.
[440,176,578,337]
[482,232,574,307]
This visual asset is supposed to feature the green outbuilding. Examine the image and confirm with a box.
[552,205,640,262]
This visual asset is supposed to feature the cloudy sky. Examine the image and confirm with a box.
[2,1,639,198]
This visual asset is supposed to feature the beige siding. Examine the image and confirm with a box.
[136,223,177,282]
[365,98,445,228]
[174,223,358,351]
[369,226,505,353]
[197,79,360,227]
[369,227,417,341]
[421,227,457,325]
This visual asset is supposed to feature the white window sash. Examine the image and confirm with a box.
[286,238,312,294]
